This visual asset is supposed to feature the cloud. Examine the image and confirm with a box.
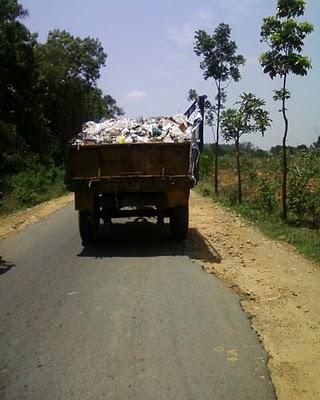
[166,23,195,47]
[193,9,215,23]
[166,8,217,47]
[215,0,265,20]
[152,67,171,79]
[166,1,265,47]
[126,90,146,101]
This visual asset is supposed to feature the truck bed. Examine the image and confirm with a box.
[65,142,195,192]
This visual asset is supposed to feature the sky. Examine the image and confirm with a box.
[21,0,320,149]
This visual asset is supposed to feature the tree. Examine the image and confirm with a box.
[0,0,123,177]
[260,0,313,220]
[37,29,106,85]
[36,30,108,148]
[0,0,44,172]
[297,144,308,151]
[221,93,271,203]
[102,95,125,118]
[0,0,34,120]
[312,135,320,149]
[187,89,198,103]
[193,23,245,195]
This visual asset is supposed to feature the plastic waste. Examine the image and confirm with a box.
[70,107,202,146]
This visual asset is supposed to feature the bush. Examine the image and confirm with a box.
[199,151,214,179]
[258,177,278,212]
[1,164,67,214]
[304,188,320,228]
[287,149,320,226]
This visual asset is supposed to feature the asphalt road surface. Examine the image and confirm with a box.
[0,204,276,400]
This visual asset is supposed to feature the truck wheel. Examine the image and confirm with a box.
[170,205,189,241]
[79,211,98,245]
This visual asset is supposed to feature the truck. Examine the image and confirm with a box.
[65,97,205,244]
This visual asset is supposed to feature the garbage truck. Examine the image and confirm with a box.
[65,97,205,244]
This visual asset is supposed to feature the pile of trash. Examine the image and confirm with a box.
[70,109,202,145]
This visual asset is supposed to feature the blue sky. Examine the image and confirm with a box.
[22,0,319,149]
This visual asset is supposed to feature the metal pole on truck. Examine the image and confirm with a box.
[197,96,205,152]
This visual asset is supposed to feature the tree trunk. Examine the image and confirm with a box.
[235,136,242,204]
[282,73,289,220]
[214,84,221,195]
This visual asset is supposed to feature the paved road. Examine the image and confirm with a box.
[0,204,276,400]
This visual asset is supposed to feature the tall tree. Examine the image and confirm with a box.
[221,93,271,203]
[193,23,245,195]
[36,30,107,147]
[0,0,34,124]
[260,0,313,220]
[0,0,40,171]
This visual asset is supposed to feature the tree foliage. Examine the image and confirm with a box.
[0,0,38,172]
[102,95,125,119]
[194,24,245,83]
[0,0,123,177]
[0,0,36,126]
[194,23,245,195]
[221,93,271,203]
[260,0,313,220]
[221,93,271,141]
[35,29,108,148]
[37,29,106,85]
[312,135,320,149]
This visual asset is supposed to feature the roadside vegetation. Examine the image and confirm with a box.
[0,164,66,216]
[197,143,320,263]
[190,0,319,262]
[0,0,123,215]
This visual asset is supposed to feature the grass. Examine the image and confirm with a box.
[196,146,320,264]
[232,204,320,263]
[197,181,320,264]
[0,165,68,216]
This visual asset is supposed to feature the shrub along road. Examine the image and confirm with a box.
[0,199,275,400]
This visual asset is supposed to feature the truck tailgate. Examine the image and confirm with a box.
[65,143,191,181]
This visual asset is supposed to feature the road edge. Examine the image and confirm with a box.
[0,193,74,240]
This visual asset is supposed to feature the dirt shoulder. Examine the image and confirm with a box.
[188,191,320,400]
[0,193,73,240]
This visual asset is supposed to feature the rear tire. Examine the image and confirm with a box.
[79,210,98,245]
[170,205,189,241]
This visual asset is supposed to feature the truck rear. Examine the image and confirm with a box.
[65,97,204,244]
